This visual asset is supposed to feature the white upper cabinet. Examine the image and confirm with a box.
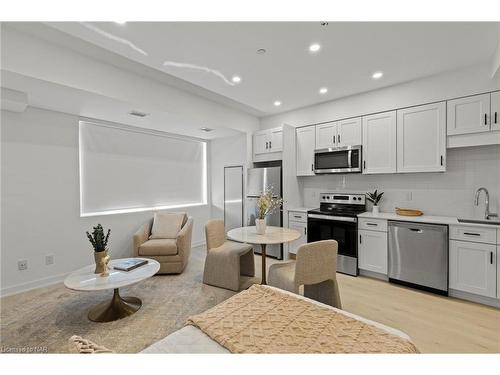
[447,93,491,135]
[397,102,446,173]
[253,132,269,155]
[491,91,500,132]
[315,122,337,149]
[253,127,283,160]
[362,111,397,174]
[269,128,283,152]
[296,126,316,176]
[449,240,497,298]
[337,117,362,147]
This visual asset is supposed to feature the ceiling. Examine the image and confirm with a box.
[45,22,500,116]
[1,71,242,140]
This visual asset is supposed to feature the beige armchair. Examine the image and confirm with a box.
[203,219,255,291]
[133,213,193,274]
[268,240,342,308]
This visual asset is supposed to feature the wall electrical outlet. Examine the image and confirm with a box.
[18,259,28,271]
[45,254,55,265]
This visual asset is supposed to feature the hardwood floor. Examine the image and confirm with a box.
[335,274,499,353]
[255,254,500,353]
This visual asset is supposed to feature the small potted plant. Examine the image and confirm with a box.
[86,224,111,274]
[366,190,384,215]
[256,187,283,234]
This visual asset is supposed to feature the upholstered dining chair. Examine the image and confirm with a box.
[268,240,342,308]
[203,219,255,291]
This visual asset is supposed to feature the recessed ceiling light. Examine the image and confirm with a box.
[200,127,214,132]
[319,87,328,94]
[231,75,241,83]
[372,71,383,80]
[115,21,127,25]
[309,43,321,53]
[274,101,281,107]
[256,48,266,54]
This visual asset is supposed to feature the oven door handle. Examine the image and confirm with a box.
[307,214,357,223]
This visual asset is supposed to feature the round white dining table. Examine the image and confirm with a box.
[226,226,301,285]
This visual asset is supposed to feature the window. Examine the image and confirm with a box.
[79,121,207,216]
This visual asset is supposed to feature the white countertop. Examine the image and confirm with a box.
[287,207,315,213]
[358,211,500,229]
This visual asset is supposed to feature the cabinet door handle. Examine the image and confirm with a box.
[304,227,307,235]
[366,223,378,226]
[338,134,340,144]
[269,141,272,149]
[333,135,336,144]
[440,155,443,166]
[495,112,498,124]
[359,234,362,244]
[294,215,301,219]
[463,232,480,236]
[484,113,488,125]
[265,141,268,149]
[363,160,366,170]
[490,251,493,265]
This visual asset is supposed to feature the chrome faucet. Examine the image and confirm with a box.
[474,187,498,220]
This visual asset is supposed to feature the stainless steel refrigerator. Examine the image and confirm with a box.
[246,166,283,259]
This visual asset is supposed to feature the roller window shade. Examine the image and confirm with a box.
[79,121,207,216]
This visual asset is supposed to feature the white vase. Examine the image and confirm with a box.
[372,205,379,215]
[255,219,266,234]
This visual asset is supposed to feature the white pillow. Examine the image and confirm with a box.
[149,212,185,239]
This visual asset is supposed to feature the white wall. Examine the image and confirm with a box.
[260,63,500,129]
[1,107,211,296]
[301,145,500,218]
[210,133,249,221]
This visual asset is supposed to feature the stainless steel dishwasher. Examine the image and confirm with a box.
[388,221,448,295]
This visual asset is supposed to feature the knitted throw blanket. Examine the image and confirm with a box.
[187,285,419,353]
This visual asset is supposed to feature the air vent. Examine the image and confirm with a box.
[200,127,214,132]
[129,110,149,118]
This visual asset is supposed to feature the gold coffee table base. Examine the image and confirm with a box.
[88,288,142,322]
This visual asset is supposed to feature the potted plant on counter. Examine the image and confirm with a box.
[256,187,283,234]
[86,224,111,274]
[366,190,384,215]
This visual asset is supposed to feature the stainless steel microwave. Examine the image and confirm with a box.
[314,145,362,174]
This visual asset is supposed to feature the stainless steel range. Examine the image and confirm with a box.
[307,193,366,276]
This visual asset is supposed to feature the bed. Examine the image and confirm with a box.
[142,284,418,354]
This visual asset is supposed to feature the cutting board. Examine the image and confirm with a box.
[395,207,424,216]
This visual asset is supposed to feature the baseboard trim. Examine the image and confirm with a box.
[449,289,500,308]
[1,271,71,298]
[1,241,207,298]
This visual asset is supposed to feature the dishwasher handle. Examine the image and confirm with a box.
[409,228,423,233]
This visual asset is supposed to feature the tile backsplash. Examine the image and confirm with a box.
[302,144,500,218]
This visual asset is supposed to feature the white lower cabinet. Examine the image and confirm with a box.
[358,229,388,275]
[449,240,497,298]
[288,211,307,256]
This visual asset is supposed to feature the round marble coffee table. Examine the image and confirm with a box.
[64,258,160,322]
[227,226,301,285]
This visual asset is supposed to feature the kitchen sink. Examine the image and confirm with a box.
[458,218,500,225]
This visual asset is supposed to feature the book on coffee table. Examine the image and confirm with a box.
[114,259,148,272]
